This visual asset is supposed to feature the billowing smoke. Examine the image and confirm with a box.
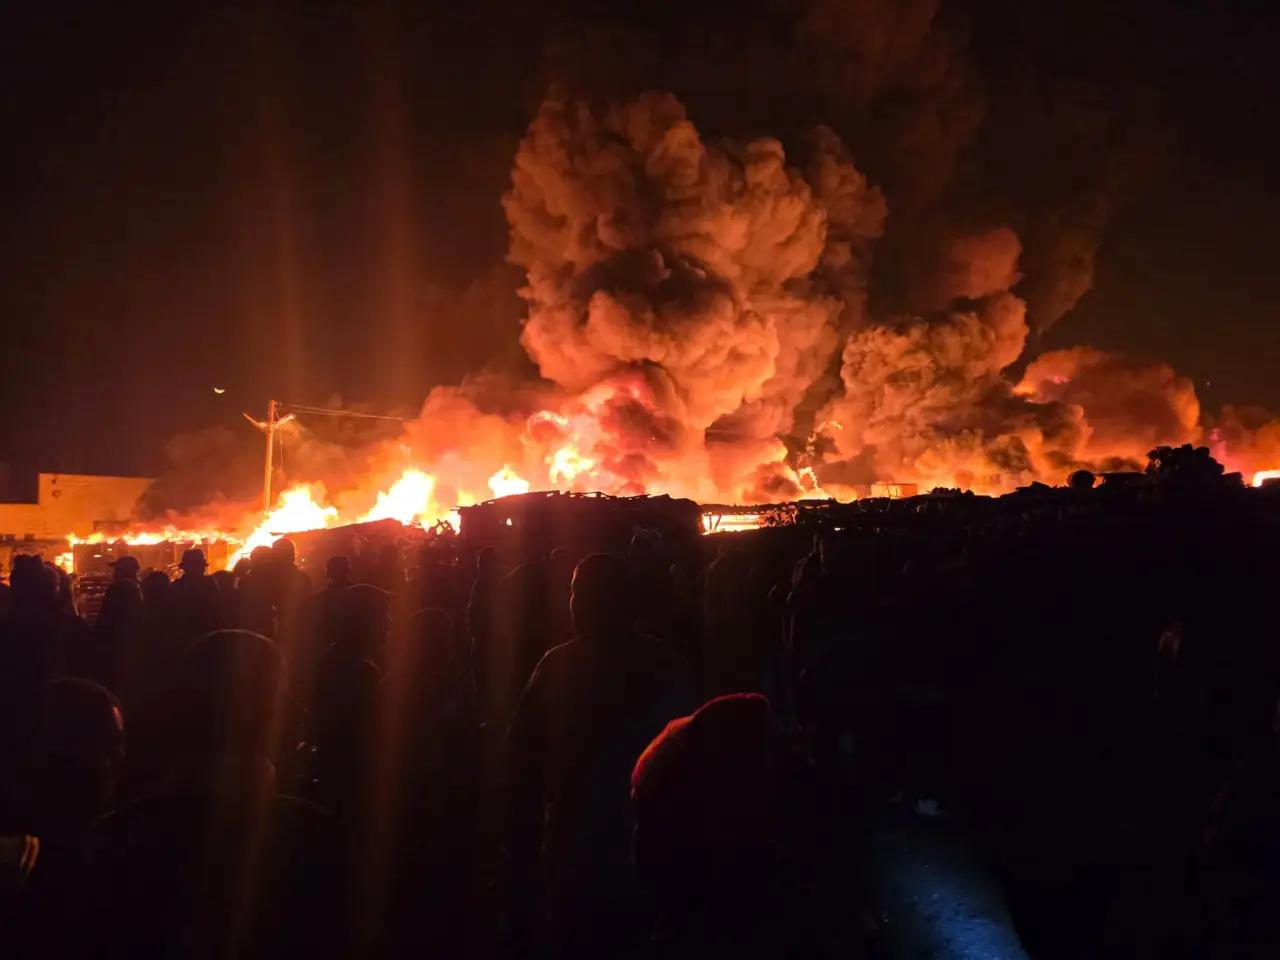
[1017,347,1201,464]
[503,92,885,499]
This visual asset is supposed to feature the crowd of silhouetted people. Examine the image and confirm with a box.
[3,469,1280,958]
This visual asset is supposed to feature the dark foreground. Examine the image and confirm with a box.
[2,464,1279,957]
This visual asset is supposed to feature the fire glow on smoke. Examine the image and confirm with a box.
[69,92,1280,557]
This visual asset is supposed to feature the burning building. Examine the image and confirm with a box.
[0,471,153,575]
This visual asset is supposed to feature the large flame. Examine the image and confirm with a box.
[1252,469,1280,488]
[358,469,435,525]
[227,485,339,568]
[489,466,531,498]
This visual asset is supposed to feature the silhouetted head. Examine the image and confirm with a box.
[173,630,287,760]
[49,563,75,613]
[632,694,775,897]
[630,528,663,562]
[33,679,125,831]
[179,548,208,576]
[141,570,170,603]
[231,558,252,580]
[210,569,235,595]
[271,537,297,567]
[325,555,352,585]
[110,555,140,582]
[547,546,577,583]
[336,584,391,659]
[405,607,458,689]
[1069,469,1096,491]
[476,546,498,578]
[9,554,55,607]
[97,579,143,628]
[249,546,273,570]
[570,553,634,638]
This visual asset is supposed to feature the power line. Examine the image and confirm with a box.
[279,403,415,422]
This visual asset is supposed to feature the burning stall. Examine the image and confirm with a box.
[71,538,232,579]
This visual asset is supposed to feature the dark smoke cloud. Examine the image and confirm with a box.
[534,0,1158,335]
[503,92,885,498]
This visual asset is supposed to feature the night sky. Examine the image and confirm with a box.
[1,0,1278,485]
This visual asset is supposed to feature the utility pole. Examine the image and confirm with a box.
[243,400,295,518]
[262,399,278,516]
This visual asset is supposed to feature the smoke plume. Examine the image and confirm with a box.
[504,92,885,499]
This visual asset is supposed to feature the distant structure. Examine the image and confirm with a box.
[458,491,703,561]
[0,472,152,573]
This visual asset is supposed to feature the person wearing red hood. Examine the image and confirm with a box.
[631,693,828,960]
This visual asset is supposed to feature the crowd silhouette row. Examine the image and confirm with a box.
[2,471,1280,958]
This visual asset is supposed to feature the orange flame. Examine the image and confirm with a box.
[227,485,339,568]
[488,466,531,498]
[1252,469,1280,488]
[701,513,767,534]
[548,443,595,485]
[358,469,435,525]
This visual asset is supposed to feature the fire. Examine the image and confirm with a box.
[228,485,339,568]
[359,469,435,525]
[69,527,234,547]
[488,466,531,499]
[53,551,74,574]
[1252,469,1280,487]
[548,443,596,485]
[701,512,767,534]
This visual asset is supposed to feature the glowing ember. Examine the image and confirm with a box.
[488,465,531,499]
[1252,469,1280,488]
[359,469,435,525]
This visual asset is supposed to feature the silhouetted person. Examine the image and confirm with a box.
[369,542,406,594]
[4,680,125,954]
[28,679,125,843]
[466,546,499,664]
[1195,698,1280,958]
[545,547,577,647]
[267,537,315,659]
[507,553,695,957]
[167,548,220,644]
[82,578,143,691]
[630,529,673,640]
[79,630,346,959]
[140,570,169,606]
[479,560,557,731]
[317,555,354,619]
[314,585,387,816]
[0,556,87,804]
[407,545,453,617]
[50,563,77,618]
[110,555,140,584]
[703,542,754,697]
[631,694,820,959]
[311,555,353,668]
[379,607,481,956]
